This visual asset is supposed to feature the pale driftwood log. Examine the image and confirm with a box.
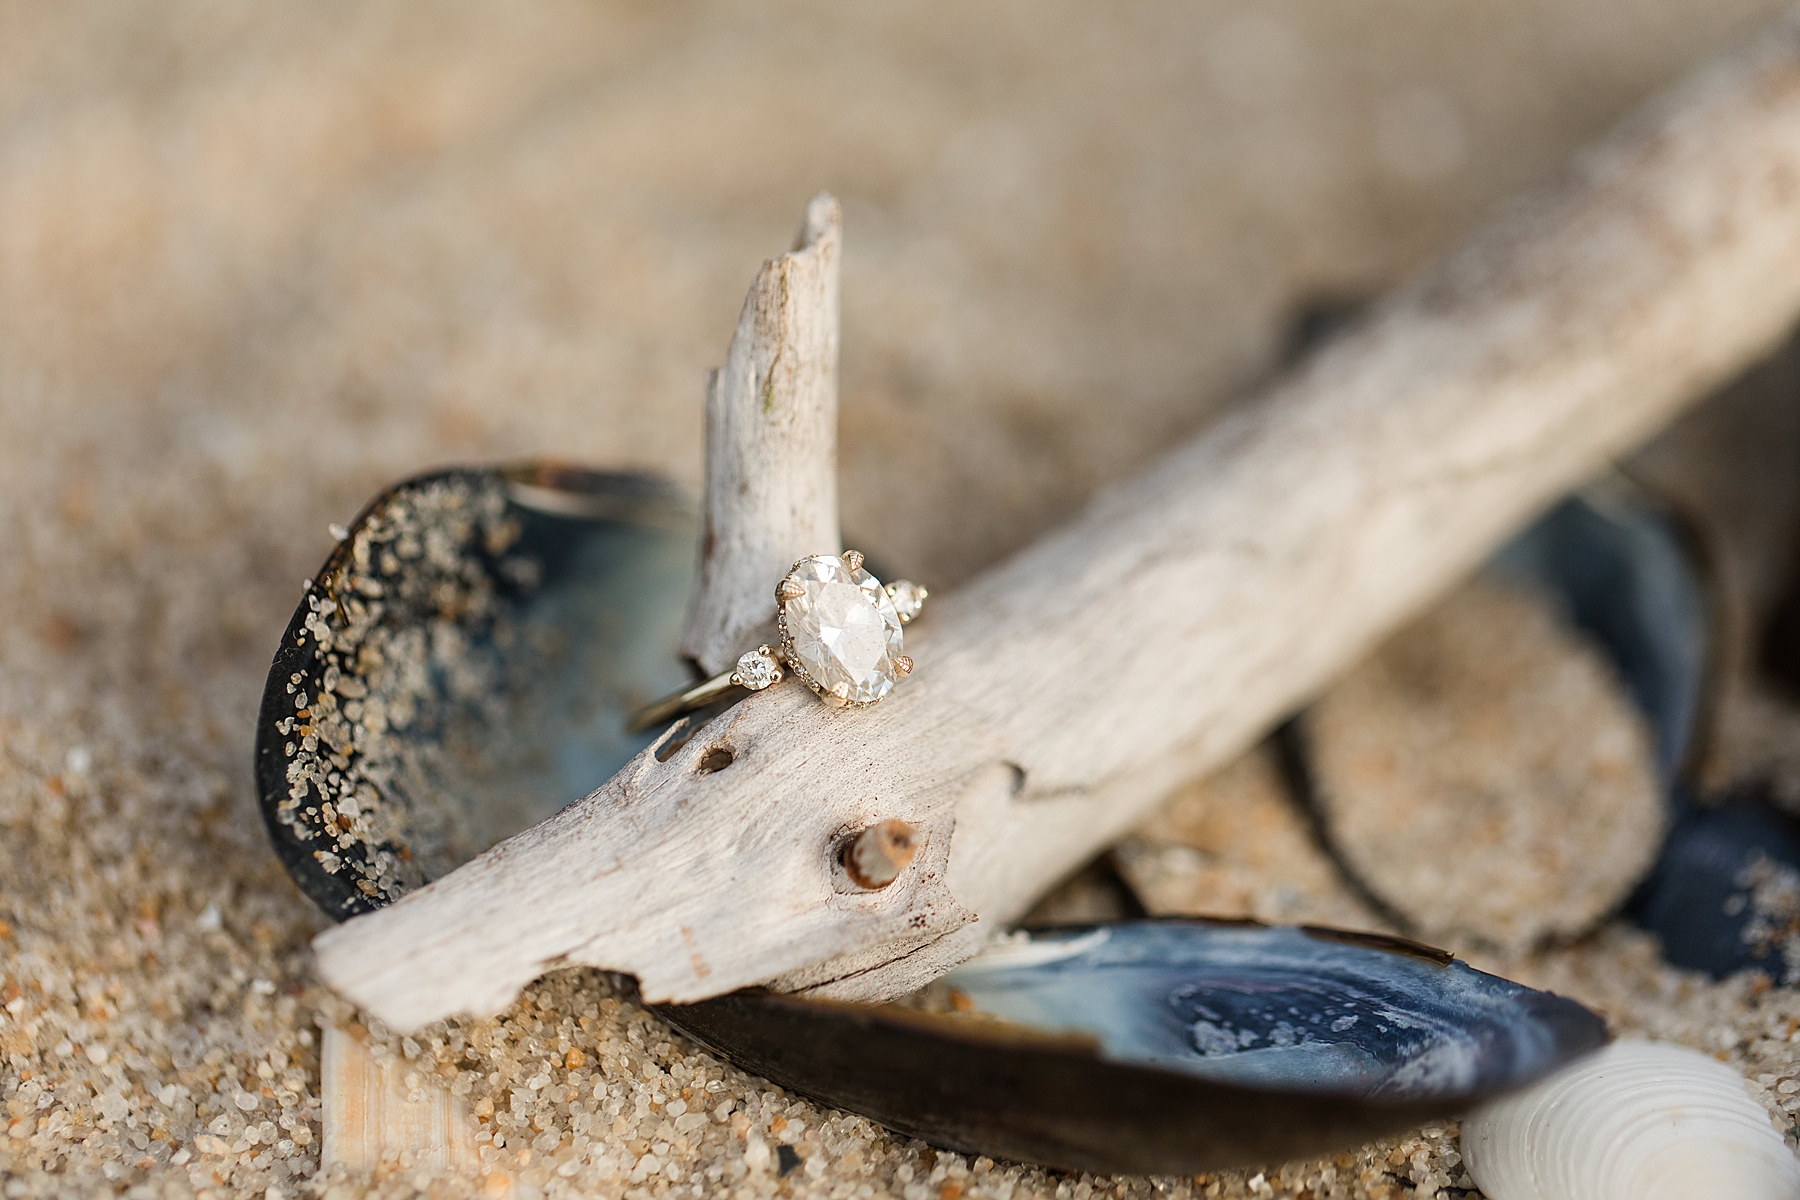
[680,192,842,676]
[320,1022,481,1174]
[316,17,1800,1032]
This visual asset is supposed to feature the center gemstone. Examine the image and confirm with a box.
[781,555,905,705]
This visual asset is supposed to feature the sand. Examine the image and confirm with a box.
[6,2,1800,1197]
[1114,744,1384,933]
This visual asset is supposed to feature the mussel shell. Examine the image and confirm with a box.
[1631,790,1800,981]
[1495,484,1800,979]
[1489,482,1711,785]
[254,463,694,920]
[1335,480,1800,980]
[660,921,1607,1175]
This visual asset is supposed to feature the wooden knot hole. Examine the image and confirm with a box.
[697,746,734,774]
[842,819,918,890]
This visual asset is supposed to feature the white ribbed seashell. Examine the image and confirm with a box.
[1462,1040,1799,1200]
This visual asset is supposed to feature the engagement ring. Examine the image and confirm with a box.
[629,551,926,732]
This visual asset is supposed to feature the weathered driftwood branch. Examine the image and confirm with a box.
[680,193,842,676]
[316,17,1800,1032]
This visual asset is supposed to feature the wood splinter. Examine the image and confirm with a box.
[682,192,842,676]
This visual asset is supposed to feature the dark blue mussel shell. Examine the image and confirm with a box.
[254,463,695,920]
[1490,481,1800,980]
[942,924,1598,1099]
[1490,482,1710,787]
[1634,794,1800,981]
[660,921,1605,1174]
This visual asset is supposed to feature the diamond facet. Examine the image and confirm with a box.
[733,646,782,691]
[780,555,905,705]
[887,580,927,624]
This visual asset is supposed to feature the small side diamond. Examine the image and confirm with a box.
[734,647,782,691]
[887,580,927,624]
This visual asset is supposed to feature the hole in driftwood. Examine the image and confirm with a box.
[697,746,735,773]
[653,722,695,763]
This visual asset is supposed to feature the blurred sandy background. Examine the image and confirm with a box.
[3,3,1798,1197]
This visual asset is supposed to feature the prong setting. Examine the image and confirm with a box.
[776,575,807,603]
[894,655,913,677]
[841,549,865,572]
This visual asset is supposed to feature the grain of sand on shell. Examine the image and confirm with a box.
[8,1,1800,1197]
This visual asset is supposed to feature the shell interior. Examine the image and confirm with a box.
[940,923,1602,1099]
[660,920,1607,1174]
[254,464,695,920]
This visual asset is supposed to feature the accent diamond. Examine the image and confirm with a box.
[887,579,927,624]
[733,646,782,691]
[781,554,905,705]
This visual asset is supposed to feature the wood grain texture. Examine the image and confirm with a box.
[315,17,1800,1030]
[680,193,842,676]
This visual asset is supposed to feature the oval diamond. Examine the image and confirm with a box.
[780,554,905,705]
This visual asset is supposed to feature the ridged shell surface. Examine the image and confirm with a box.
[1462,1040,1799,1200]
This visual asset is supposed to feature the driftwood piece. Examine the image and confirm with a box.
[680,193,842,676]
[316,18,1800,1032]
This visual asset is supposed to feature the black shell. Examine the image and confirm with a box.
[1294,479,1800,981]
[660,921,1606,1175]
[1491,485,1800,980]
[254,463,694,919]
[1488,483,1711,786]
